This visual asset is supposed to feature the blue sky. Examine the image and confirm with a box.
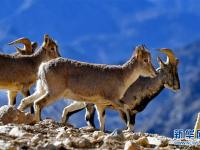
[0,0,200,63]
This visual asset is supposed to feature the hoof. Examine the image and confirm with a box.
[123,129,134,133]
[80,126,95,132]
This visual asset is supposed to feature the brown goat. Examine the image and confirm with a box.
[0,35,60,112]
[18,45,156,131]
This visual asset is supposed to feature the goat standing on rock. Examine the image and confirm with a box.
[0,35,60,112]
[18,45,157,131]
[118,49,180,130]
[7,38,38,113]
[64,49,180,131]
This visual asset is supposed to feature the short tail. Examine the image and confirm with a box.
[36,62,49,92]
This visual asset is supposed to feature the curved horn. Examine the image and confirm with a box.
[159,48,176,64]
[14,46,25,54]
[8,38,32,53]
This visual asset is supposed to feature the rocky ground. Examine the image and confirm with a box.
[0,105,200,150]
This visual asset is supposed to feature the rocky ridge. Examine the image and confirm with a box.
[0,105,199,150]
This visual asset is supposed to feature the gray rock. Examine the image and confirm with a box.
[0,125,13,134]
[80,126,95,132]
[111,128,123,136]
[31,133,43,144]
[0,140,15,150]
[0,105,35,125]
[124,141,141,150]
[105,129,124,140]
[63,138,72,147]
[92,131,104,139]
[159,138,169,147]
[72,137,92,148]
[53,141,64,147]
[136,137,150,148]
[9,127,26,137]
[56,130,67,139]
[37,143,57,150]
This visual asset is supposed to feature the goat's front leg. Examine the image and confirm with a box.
[95,104,106,131]
[34,92,60,122]
[122,109,136,132]
[126,112,136,131]
[7,91,18,106]
[21,90,34,114]
[18,90,44,111]
[119,110,128,125]
[113,100,136,131]
[119,108,136,132]
[85,103,95,128]
[61,101,86,124]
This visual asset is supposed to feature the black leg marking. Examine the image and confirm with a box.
[26,90,31,96]
[24,90,35,114]
[65,108,85,122]
[39,108,42,121]
[102,109,106,131]
[13,97,17,105]
[102,110,105,117]
[129,113,136,128]
[119,110,127,124]
[85,104,96,128]
[30,106,34,114]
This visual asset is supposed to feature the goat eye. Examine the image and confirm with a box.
[144,59,148,63]
[51,47,54,51]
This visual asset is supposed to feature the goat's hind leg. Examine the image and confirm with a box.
[85,103,96,128]
[34,92,61,122]
[119,110,128,125]
[122,109,136,132]
[7,91,18,106]
[112,100,134,131]
[127,113,136,131]
[95,104,106,131]
[61,101,86,124]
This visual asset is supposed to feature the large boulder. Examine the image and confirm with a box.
[0,105,35,125]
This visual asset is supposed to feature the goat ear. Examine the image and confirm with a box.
[134,46,143,58]
[157,56,165,68]
[43,34,50,48]
[45,35,49,43]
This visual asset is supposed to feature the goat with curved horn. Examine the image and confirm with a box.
[8,38,33,55]
[18,44,157,131]
[0,35,60,115]
[62,48,180,131]
[7,37,39,113]
[159,48,177,64]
